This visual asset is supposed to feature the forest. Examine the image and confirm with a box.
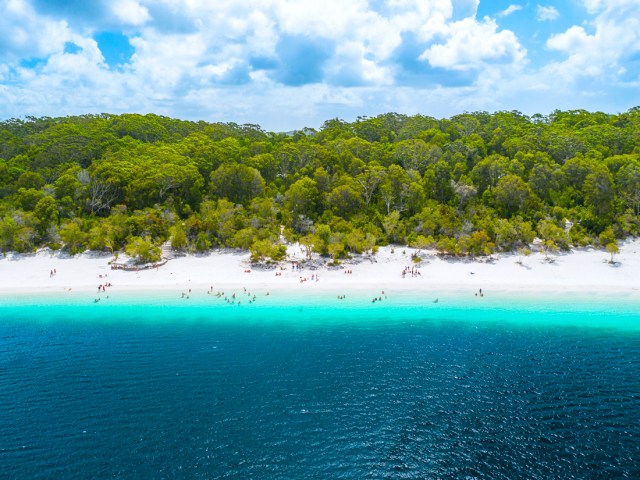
[0,109,639,263]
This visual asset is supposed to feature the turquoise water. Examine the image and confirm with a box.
[1,293,639,478]
[3,288,640,330]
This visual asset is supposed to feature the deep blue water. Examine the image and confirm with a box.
[1,300,640,479]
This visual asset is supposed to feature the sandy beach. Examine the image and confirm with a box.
[2,241,639,301]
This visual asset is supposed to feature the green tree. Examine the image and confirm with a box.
[599,225,619,263]
[245,153,279,183]
[470,154,511,194]
[249,239,286,263]
[616,163,640,215]
[285,177,319,227]
[493,174,533,217]
[13,188,45,211]
[125,236,162,263]
[170,224,188,251]
[459,230,494,257]
[528,163,558,204]
[326,181,363,218]
[537,219,568,259]
[33,196,59,239]
[583,169,614,217]
[355,166,385,209]
[0,215,18,253]
[195,232,212,252]
[451,176,477,209]
[59,220,89,254]
[327,240,345,261]
[15,171,45,190]
[493,217,534,251]
[88,220,123,253]
[423,161,452,203]
[380,165,423,215]
[393,139,441,174]
[210,163,265,205]
[382,210,402,243]
[313,224,332,256]
[111,113,169,143]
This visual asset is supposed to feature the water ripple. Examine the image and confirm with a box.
[1,317,639,479]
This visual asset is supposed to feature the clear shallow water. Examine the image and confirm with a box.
[1,298,640,479]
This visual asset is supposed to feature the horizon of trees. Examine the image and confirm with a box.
[1,108,639,263]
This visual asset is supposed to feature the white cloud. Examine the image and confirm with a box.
[325,41,393,86]
[0,0,527,129]
[536,5,560,21]
[581,0,640,13]
[545,0,640,82]
[547,25,591,52]
[420,17,526,71]
[451,0,479,18]
[111,0,150,26]
[128,31,210,91]
[582,0,604,14]
[274,0,372,38]
[498,4,523,17]
[0,0,72,61]
[0,0,638,131]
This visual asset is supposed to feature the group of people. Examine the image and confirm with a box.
[401,266,421,277]
[49,268,57,277]
[299,274,319,283]
[203,286,263,305]
[94,281,113,302]
[371,291,387,303]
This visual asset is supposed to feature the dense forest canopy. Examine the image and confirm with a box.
[1,109,639,262]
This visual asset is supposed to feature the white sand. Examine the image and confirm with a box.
[1,240,639,299]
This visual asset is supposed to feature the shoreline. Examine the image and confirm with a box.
[2,241,640,306]
[3,285,640,332]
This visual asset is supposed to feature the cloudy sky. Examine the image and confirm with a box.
[0,0,639,131]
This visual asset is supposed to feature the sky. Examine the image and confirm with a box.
[0,0,639,131]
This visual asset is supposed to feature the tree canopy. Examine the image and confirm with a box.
[1,109,638,260]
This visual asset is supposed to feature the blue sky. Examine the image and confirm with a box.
[0,0,639,131]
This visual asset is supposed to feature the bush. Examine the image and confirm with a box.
[59,220,88,255]
[126,236,161,264]
[195,232,211,252]
[170,224,188,251]
[250,239,287,263]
